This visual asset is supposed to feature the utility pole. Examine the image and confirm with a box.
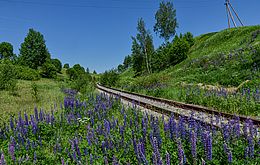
[224,0,244,28]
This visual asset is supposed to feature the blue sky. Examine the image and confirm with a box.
[0,0,259,73]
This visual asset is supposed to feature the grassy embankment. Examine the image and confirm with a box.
[116,26,260,117]
[0,78,65,125]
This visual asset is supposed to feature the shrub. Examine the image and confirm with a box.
[71,73,92,94]
[14,65,40,80]
[0,63,17,91]
[100,70,119,87]
[51,58,62,73]
[168,38,190,66]
[39,60,57,78]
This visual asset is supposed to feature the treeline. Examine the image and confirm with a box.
[0,28,95,94]
[125,1,194,76]
[101,1,194,86]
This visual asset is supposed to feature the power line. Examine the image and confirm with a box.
[0,0,222,10]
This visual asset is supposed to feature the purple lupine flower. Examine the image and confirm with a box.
[73,151,77,161]
[191,130,197,158]
[104,156,109,165]
[104,119,110,135]
[228,151,232,163]
[223,142,228,153]
[10,117,14,130]
[234,116,240,138]
[26,138,31,150]
[166,151,170,165]
[137,142,148,165]
[1,153,6,165]
[152,137,162,164]
[152,152,158,165]
[222,124,230,142]
[90,154,93,165]
[206,131,212,161]
[112,155,118,165]
[61,157,65,165]
[248,135,254,158]
[177,140,184,165]
[8,142,15,161]
[178,116,185,139]
[244,146,249,159]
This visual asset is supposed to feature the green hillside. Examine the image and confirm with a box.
[116,25,260,117]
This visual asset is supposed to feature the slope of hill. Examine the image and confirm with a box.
[116,25,260,116]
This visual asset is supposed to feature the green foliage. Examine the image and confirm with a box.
[19,28,51,69]
[93,70,97,74]
[154,1,178,41]
[66,64,85,80]
[136,18,154,74]
[63,63,69,69]
[131,37,144,76]
[151,43,170,72]
[100,69,119,87]
[39,59,57,78]
[117,26,260,116]
[183,32,195,47]
[0,42,15,60]
[117,64,124,73]
[123,55,132,69]
[252,45,260,67]
[51,58,62,73]
[168,37,190,66]
[14,65,40,81]
[0,62,17,91]
[70,73,92,94]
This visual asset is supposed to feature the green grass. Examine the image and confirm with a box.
[0,79,65,124]
[116,25,260,117]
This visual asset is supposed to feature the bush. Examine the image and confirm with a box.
[0,63,17,91]
[39,60,57,78]
[168,38,190,66]
[71,73,92,94]
[100,70,119,87]
[14,65,40,80]
[51,58,62,73]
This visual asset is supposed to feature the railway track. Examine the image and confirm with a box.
[96,84,260,128]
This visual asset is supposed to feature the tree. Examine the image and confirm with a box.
[131,37,143,76]
[117,64,124,73]
[40,59,57,78]
[136,18,154,74]
[0,42,15,60]
[100,69,119,87]
[154,1,178,42]
[51,58,62,73]
[168,37,189,66]
[86,67,90,74]
[66,64,85,80]
[123,55,132,69]
[63,63,69,69]
[0,61,17,91]
[183,32,195,47]
[93,70,97,74]
[19,28,50,69]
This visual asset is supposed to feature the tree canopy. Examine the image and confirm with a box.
[154,1,178,41]
[0,42,15,60]
[19,28,50,69]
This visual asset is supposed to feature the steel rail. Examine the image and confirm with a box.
[96,84,260,127]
